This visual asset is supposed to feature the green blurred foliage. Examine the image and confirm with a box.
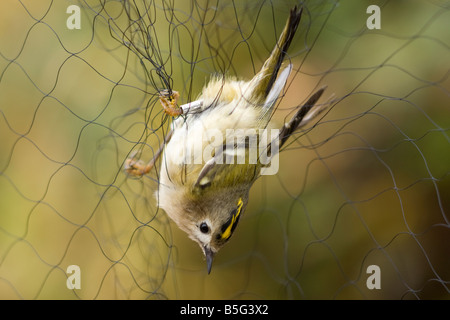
[0,0,448,299]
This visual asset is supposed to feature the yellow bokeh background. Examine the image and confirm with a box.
[0,0,448,299]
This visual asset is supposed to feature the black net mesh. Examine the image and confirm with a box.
[0,0,448,299]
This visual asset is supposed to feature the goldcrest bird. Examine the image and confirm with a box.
[125,6,327,273]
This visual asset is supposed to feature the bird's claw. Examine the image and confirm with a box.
[159,90,182,117]
[124,151,150,177]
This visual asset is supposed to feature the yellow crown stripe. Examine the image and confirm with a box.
[221,198,243,240]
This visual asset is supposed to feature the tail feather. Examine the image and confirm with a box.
[279,86,327,148]
[250,6,303,104]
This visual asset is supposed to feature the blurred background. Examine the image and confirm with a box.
[0,0,448,299]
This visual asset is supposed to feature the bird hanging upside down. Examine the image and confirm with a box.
[125,6,328,274]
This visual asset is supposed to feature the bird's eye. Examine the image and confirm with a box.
[199,222,210,234]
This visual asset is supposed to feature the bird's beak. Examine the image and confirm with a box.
[204,246,215,274]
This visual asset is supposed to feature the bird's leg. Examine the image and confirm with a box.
[124,88,180,177]
[124,130,173,177]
